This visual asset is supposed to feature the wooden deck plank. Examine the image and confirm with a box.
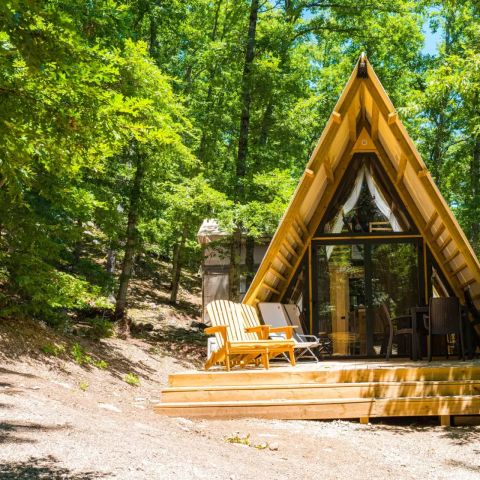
[168,365,480,387]
[162,380,480,403]
[154,395,480,420]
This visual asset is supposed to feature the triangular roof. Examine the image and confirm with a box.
[243,53,480,312]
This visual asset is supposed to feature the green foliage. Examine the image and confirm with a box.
[41,343,66,357]
[123,372,140,386]
[89,318,115,339]
[71,343,92,365]
[93,359,109,370]
[79,381,89,392]
[71,342,108,369]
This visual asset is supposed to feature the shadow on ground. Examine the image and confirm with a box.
[440,426,480,445]
[0,455,108,479]
[0,368,38,378]
[136,324,207,369]
[0,422,69,445]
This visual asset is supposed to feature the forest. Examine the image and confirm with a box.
[0,0,479,331]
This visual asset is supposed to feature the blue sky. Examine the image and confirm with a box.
[423,22,442,55]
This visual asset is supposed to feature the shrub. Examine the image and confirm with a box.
[89,317,114,339]
[93,359,108,369]
[41,342,66,356]
[123,373,140,386]
[71,343,92,365]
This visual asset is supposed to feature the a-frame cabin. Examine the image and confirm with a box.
[243,53,480,358]
[156,55,480,423]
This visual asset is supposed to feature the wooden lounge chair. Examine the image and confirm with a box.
[204,300,296,371]
[259,303,319,362]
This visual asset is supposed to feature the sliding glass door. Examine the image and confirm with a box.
[312,238,423,357]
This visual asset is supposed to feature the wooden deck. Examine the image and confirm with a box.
[154,360,480,423]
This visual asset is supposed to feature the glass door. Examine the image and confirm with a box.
[369,241,421,356]
[312,239,422,357]
[313,243,366,356]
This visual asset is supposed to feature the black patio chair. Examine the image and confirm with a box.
[463,288,480,358]
[378,304,416,360]
[423,297,465,362]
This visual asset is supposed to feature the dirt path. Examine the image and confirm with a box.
[1,347,480,480]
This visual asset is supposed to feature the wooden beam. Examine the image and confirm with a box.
[262,282,280,295]
[439,415,451,427]
[282,240,298,259]
[359,81,366,120]
[277,251,293,269]
[296,217,309,238]
[371,103,379,141]
[439,237,453,253]
[331,111,342,124]
[461,278,476,289]
[396,154,407,184]
[432,224,446,243]
[348,109,357,141]
[451,263,468,277]
[443,249,460,265]
[289,226,304,247]
[323,157,334,184]
[268,267,287,283]
[418,169,429,178]
[308,79,361,173]
[424,211,439,233]
[387,111,397,125]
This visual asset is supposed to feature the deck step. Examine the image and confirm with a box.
[161,380,480,403]
[155,395,480,420]
[168,366,480,387]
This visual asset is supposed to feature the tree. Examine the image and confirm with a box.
[108,40,194,329]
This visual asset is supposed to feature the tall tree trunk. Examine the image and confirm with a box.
[197,0,224,163]
[229,0,259,301]
[114,149,145,333]
[235,0,259,196]
[170,223,188,304]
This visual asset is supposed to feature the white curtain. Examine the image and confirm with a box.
[325,166,402,259]
[365,168,401,232]
[330,167,365,234]
[326,167,365,258]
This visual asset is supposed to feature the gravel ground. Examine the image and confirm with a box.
[1,341,480,480]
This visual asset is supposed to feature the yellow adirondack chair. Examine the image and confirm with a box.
[204,300,296,371]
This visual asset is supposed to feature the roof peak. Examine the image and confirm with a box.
[357,52,368,78]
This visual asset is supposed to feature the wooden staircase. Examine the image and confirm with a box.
[155,364,480,422]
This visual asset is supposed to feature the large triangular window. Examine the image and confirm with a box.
[319,155,416,235]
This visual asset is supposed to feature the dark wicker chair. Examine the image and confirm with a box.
[463,288,480,358]
[423,297,465,362]
[378,304,416,360]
